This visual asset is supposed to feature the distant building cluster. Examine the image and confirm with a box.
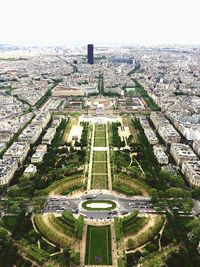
[1,44,200,190]
[110,56,135,65]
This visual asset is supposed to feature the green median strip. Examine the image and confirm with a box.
[82,200,117,211]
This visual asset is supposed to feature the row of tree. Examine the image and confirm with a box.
[110,122,125,147]
[79,122,90,147]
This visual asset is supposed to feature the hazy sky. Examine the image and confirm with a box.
[0,0,200,45]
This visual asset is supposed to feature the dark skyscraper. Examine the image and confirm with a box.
[87,44,94,64]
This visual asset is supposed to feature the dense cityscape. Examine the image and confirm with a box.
[0,43,199,267]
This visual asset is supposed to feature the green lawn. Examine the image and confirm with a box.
[93,151,107,161]
[92,151,108,189]
[85,225,112,265]
[94,124,106,147]
[95,125,106,131]
[92,161,107,174]
[94,137,106,147]
[95,130,106,138]
[91,174,108,189]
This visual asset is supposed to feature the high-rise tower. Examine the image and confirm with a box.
[87,44,94,64]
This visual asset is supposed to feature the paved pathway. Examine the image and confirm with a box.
[84,122,118,266]
[110,221,118,266]
[80,223,87,265]
[106,122,112,191]
[87,124,95,190]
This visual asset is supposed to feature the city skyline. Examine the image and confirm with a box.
[1,0,200,46]
[0,22,200,266]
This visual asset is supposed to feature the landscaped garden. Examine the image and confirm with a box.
[91,174,108,189]
[114,151,131,168]
[93,151,107,161]
[94,124,107,147]
[82,200,117,211]
[94,136,106,147]
[109,122,125,147]
[91,150,108,189]
[92,161,107,174]
[85,225,112,265]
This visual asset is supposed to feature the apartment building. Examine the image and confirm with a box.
[193,140,200,156]
[153,145,168,165]
[18,124,42,144]
[158,124,181,144]
[51,117,62,128]
[0,131,14,144]
[182,161,200,187]
[32,111,51,129]
[42,128,56,145]
[3,142,30,164]
[0,158,18,185]
[170,143,197,166]
[150,112,169,130]
[139,117,159,145]
[139,117,150,129]
[24,164,37,177]
[144,128,159,145]
[31,144,47,163]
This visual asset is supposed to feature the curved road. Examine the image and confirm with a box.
[43,191,156,220]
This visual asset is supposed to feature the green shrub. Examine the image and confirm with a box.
[126,216,165,250]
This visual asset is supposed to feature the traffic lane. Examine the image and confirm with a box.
[44,199,154,214]
[46,194,116,202]
[44,200,78,213]
[80,194,117,201]
[46,194,151,203]
[46,199,79,205]
[47,197,80,203]
[118,200,154,210]
[117,197,151,203]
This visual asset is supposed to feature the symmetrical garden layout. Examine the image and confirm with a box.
[85,122,114,265]
[89,123,111,190]
[28,117,172,267]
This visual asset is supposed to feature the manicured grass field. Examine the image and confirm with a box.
[91,174,108,189]
[93,151,107,161]
[92,151,108,189]
[92,161,107,174]
[94,137,106,147]
[94,124,107,147]
[95,125,106,131]
[85,225,112,265]
[95,129,106,138]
